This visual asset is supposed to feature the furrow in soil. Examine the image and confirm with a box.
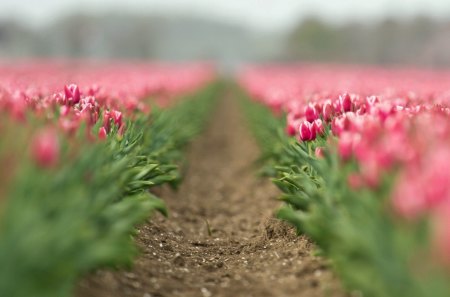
[76,95,346,297]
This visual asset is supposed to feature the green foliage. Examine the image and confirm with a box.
[0,83,219,297]
[241,93,450,297]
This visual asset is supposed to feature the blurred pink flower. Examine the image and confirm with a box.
[31,128,60,168]
[322,100,334,122]
[304,103,319,123]
[98,127,107,140]
[340,93,353,112]
[315,147,324,158]
[313,119,325,136]
[64,84,81,105]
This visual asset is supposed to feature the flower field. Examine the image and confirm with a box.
[0,61,217,297]
[240,64,450,297]
[2,60,450,297]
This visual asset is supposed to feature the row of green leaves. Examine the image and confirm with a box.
[0,83,219,297]
[240,90,450,297]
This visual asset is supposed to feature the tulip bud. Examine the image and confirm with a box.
[31,128,60,168]
[118,123,126,137]
[322,100,334,121]
[98,127,107,140]
[331,116,349,136]
[333,99,342,115]
[111,110,123,127]
[53,93,66,106]
[356,105,366,116]
[64,84,81,105]
[304,103,319,123]
[103,110,111,132]
[313,119,325,136]
[286,122,298,136]
[340,93,353,113]
[299,121,311,141]
[375,102,395,122]
[366,95,379,106]
[299,121,316,141]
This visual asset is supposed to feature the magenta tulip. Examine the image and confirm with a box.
[304,103,319,123]
[64,84,81,105]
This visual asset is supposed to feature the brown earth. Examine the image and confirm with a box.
[75,95,347,297]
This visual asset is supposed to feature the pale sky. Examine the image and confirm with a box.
[1,0,450,31]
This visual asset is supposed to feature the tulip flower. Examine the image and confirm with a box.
[111,110,123,127]
[103,111,111,132]
[331,116,350,136]
[98,127,107,140]
[118,123,126,137]
[304,103,319,123]
[313,119,325,136]
[340,93,353,113]
[322,100,334,121]
[64,84,81,105]
[299,121,316,141]
[31,128,60,168]
[286,120,300,136]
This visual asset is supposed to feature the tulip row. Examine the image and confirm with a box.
[240,64,450,297]
[0,61,213,141]
[0,61,217,297]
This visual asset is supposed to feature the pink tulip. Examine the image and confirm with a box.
[356,105,366,116]
[118,123,126,136]
[331,116,350,136]
[31,128,60,168]
[304,103,319,123]
[333,99,342,115]
[111,110,123,127]
[322,100,334,121]
[340,93,353,112]
[98,127,107,140]
[286,120,300,136]
[64,84,81,105]
[313,119,325,136]
[103,111,111,132]
[299,121,316,141]
[366,95,379,106]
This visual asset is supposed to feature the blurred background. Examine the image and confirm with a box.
[1,0,450,71]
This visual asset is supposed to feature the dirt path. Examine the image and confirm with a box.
[76,95,346,297]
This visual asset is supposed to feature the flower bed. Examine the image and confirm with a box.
[240,64,450,297]
[0,61,217,297]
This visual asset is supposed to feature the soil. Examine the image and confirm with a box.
[75,95,347,297]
